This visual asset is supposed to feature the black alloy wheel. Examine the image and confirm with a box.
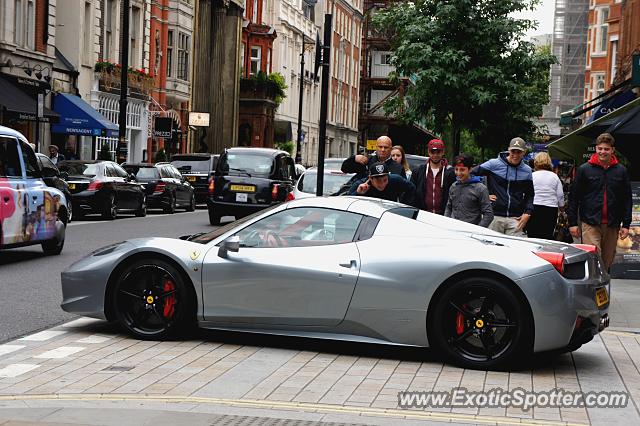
[429,277,530,370]
[135,195,147,217]
[103,194,117,220]
[164,193,176,214]
[186,193,196,212]
[113,259,194,340]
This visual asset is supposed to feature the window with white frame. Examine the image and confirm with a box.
[83,2,92,64]
[129,6,141,68]
[240,42,245,75]
[594,7,609,54]
[177,32,190,80]
[104,0,116,61]
[266,48,271,73]
[593,74,605,99]
[167,30,173,77]
[252,0,258,22]
[610,40,618,82]
[13,0,35,49]
[250,46,261,75]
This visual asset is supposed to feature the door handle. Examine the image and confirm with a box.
[339,260,357,269]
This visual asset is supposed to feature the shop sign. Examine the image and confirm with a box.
[153,117,173,138]
[189,112,210,127]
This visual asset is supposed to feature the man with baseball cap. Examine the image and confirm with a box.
[348,161,415,202]
[410,138,456,215]
[471,137,534,236]
[341,135,405,180]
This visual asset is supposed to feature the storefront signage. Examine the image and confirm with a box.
[153,117,173,138]
[366,139,377,151]
[188,112,210,127]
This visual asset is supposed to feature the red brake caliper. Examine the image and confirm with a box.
[455,304,467,335]
[163,279,176,319]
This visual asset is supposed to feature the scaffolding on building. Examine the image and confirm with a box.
[545,0,589,124]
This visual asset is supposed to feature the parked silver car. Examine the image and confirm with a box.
[61,196,609,369]
[292,168,355,199]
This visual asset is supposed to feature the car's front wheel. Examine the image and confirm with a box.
[112,259,194,340]
[186,193,196,212]
[429,277,530,370]
[208,208,221,225]
[163,193,176,214]
[135,195,147,217]
[103,194,117,220]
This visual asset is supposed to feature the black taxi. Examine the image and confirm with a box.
[206,147,296,225]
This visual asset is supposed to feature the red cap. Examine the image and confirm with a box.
[428,139,445,150]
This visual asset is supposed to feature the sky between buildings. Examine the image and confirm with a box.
[514,0,556,40]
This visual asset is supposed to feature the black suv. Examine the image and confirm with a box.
[170,154,219,203]
[123,163,196,213]
[207,147,296,225]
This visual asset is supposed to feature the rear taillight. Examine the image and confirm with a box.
[286,192,295,201]
[271,184,279,201]
[87,181,103,191]
[572,244,598,254]
[534,251,565,274]
[153,182,166,195]
[208,177,215,195]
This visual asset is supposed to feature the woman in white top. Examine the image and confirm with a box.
[390,145,412,180]
[527,152,564,239]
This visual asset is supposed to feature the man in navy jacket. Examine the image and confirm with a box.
[471,137,534,236]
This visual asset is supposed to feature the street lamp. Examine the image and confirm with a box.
[295,37,316,164]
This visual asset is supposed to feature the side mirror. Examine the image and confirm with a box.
[60,171,69,180]
[128,173,136,181]
[218,235,240,258]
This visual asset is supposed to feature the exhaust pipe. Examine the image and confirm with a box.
[599,314,609,331]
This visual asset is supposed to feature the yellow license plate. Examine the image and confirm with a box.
[186,176,196,182]
[595,287,609,307]
[230,184,256,192]
[68,183,76,190]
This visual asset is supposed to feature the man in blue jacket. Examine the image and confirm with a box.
[471,137,534,236]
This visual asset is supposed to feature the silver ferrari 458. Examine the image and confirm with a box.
[61,196,610,369]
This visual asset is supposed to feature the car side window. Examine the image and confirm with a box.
[160,166,172,179]
[113,164,129,178]
[0,137,23,177]
[105,164,116,177]
[234,207,363,248]
[39,155,58,177]
[20,141,40,178]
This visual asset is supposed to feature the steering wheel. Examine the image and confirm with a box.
[263,230,285,248]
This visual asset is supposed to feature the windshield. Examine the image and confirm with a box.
[189,204,281,244]
[299,171,354,195]
[59,162,100,177]
[219,153,273,177]
[323,158,345,169]
[125,166,159,179]
[171,157,212,173]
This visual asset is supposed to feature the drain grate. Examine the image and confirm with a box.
[101,366,135,372]
[207,415,365,426]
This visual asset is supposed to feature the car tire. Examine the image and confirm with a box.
[208,208,221,226]
[103,194,117,220]
[112,258,195,340]
[186,193,196,212]
[135,196,147,217]
[41,223,65,255]
[428,277,531,370]
[163,193,176,214]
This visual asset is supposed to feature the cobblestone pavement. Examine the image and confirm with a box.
[0,280,639,426]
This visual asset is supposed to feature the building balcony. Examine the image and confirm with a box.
[95,61,154,97]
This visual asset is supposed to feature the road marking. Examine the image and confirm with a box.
[34,346,85,359]
[0,394,589,426]
[76,335,111,344]
[0,345,25,357]
[18,330,67,341]
[0,364,39,378]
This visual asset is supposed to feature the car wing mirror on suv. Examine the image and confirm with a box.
[128,173,136,181]
[218,235,240,258]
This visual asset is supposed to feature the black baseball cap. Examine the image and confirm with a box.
[369,161,390,177]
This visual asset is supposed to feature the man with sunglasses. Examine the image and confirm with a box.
[348,162,415,202]
[341,135,405,180]
[471,137,534,236]
[410,139,456,215]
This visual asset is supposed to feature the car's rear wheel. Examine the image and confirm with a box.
[135,195,147,217]
[103,194,117,220]
[186,193,196,212]
[208,208,221,225]
[429,277,530,370]
[41,221,65,255]
[113,259,194,340]
[163,193,176,214]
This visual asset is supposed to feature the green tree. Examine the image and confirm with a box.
[373,0,556,155]
[97,143,113,161]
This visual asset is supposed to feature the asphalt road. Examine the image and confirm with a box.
[0,208,213,344]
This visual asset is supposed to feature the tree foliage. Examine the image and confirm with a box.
[373,0,556,154]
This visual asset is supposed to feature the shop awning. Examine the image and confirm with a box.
[548,96,640,162]
[51,93,119,137]
[0,75,60,123]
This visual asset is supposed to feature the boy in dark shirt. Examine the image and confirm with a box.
[349,162,415,202]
